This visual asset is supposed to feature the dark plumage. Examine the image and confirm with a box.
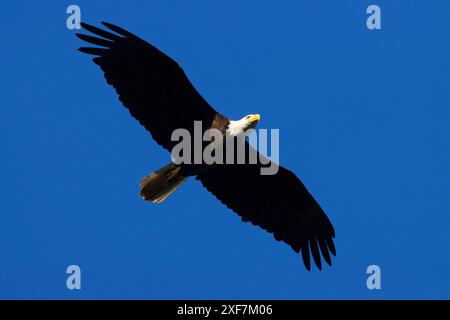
[76,22,336,271]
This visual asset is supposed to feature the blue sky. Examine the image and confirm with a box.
[0,1,449,299]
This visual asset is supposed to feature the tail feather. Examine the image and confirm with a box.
[140,163,187,203]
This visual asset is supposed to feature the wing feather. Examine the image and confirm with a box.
[196,143,335,271]
[77,22,219,151]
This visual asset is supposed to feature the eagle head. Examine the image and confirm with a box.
[227,114,261,137]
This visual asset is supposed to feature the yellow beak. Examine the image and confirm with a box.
[249,114,261,123]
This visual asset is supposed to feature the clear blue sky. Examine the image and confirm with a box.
[0,1,449,299]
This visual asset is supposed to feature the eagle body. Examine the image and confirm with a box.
[173,112,230,177]
[77,22,336,271]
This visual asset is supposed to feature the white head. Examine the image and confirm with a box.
[227,114,261,137]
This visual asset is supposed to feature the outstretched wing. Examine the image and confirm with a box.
[196,143,336,271]
[76,22,219,151]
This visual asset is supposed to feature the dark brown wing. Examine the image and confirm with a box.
[76,22,219,151]
[196,142,336,271]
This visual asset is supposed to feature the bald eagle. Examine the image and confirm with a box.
[76,22,336,271]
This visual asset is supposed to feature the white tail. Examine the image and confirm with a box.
[139,163,187,203]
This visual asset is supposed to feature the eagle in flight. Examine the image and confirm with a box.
[76,22,336,271]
